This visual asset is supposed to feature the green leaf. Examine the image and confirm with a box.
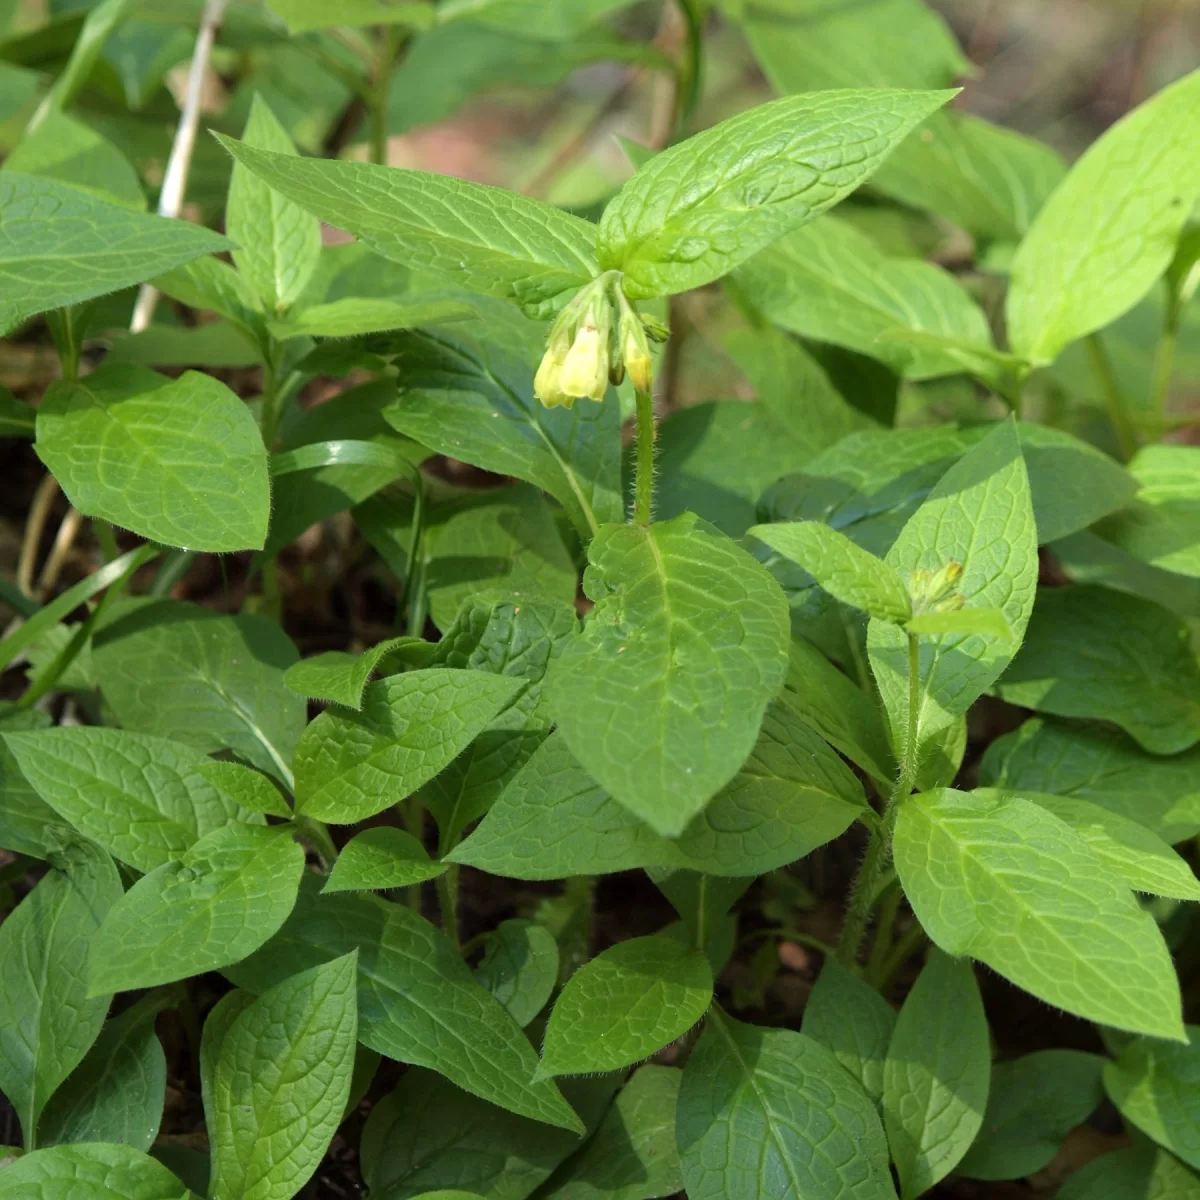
[1105,1028,1200,1172]
[152,255,270,357]
[1096,446,1200,579]
[802,958,897,1107]
[212,955,359,1200]
[893,787,1186,1041]
[871,110,1066,245]
[265,0,435,33]
[980,717,1200,845]
[293,667,523,823]
[1057,1144,1200,1200]
[199,991,255,1190]
[453,701,864,879]
[733,216,995,379]
[91,600,305,784]
[195,761,292,820]
[284,636,415,710]
[0,838,122,1146]
[732,0,967,92]
[227,94,321,316]
[761,421,1136,548]
[416,595,578,849]
[547,513,789,837]
[538,1065,683,1200]
[539,935,712,1077]
[323,827,446,893]
[779,637,895,788]
[979,788,1200,901]
[906,608,1012,639]
[0,706,64,861]
[225,881,583,1132]
[995,585,1200,755]
[598,88,953,298]
[381,329,623,538]
[216,135,599,317]
[31,0,134,117]
[360,1068,615,1199]
[868,420,1037,770]
[957,1050,1105,1181]
[439,0,636,38]
[2,726,253,873]
[0,172,230,335]
[3,109,145,209]
[269,294,475,340]
[677,1008,897,1200]
[473,919,559,1028]
[0,384,35,437]
[0,1143,197,1198]
[882,949,990,1199]
[749,521,911,623]
[38,992,170,1153]
[90,824,305,994]
[35,365,270,552]
[1008,68,1200,364]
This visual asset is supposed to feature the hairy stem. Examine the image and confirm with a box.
[634,387,656,525]
[436,867,461,953]
[1086,333,1138,462]
[837,631,921,965]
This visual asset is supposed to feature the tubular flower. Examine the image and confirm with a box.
[909,560,966,615]
[618,297,654,394]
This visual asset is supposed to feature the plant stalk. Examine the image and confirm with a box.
[837,631,921,965]
[1086,333,1138,462]
[1151,302,1180,433]
[634,387,656,525]
[436,867,461,953]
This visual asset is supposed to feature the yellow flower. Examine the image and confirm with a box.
[559,322,609,401]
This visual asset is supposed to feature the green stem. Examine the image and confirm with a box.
[1086,333,1138,462]
[864,881,903,982]
[1151,305,1180,434]
[837,631,922,965]
[293,816,338,871]
[369,27,405,165]
[634,388,656,525]
[673,0,704,136]
[404,472,429,637]
[47,305,87,382]
[872,919,929,993]
[401,796,424,911]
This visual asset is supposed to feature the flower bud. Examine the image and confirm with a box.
[619,307,654,394]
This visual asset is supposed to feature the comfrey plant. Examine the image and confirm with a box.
[1,1,1199,1198]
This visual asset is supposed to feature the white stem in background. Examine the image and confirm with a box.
[129,0,228,333]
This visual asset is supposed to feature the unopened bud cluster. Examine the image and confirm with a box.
[534,274,659,409]
[908,561,965,615]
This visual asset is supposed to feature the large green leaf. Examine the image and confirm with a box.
[360,1068,615,1200]
[3,108,145,209]
[677,1008,897,1200]
[1096,446,1200,579]
[979,717,1200,844]
[980,788,1200,901]
[90,824,305,994]
[473,919,559,1028]
[882,950,990,1199]
[546,513,789,836]
[38,992,169,1153]
[0,1143,197,1198]
[453,702,863,878]
[0,706,63,860]
[225,882,582,1132]
[734,216,995,379]
[0,838,122,1147]
[212,955,358,1200]
[35,365,270,552]
[1105,1029,1200,1172]
[802,958,896,1108]
[381,330,623,538]
[893,787,1185,1040]
[293,668,523,823]
[1056,1144,1200,1200]
[0,172,229,334]
[1007,68,1200,364]
[994,585,1200,755]
[867,420,1037,769]
[598,88,951,298]
[871,110,1066,246]
[761,421,1136,548]
[539,935,712,1077]
[323,827,446,893]
[958,1050,1105,1181]
[217,135,598,317]
[91,600,305,784]
[539,1065,683,1200]
[227,93,320,316]
[2,726,252,873]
